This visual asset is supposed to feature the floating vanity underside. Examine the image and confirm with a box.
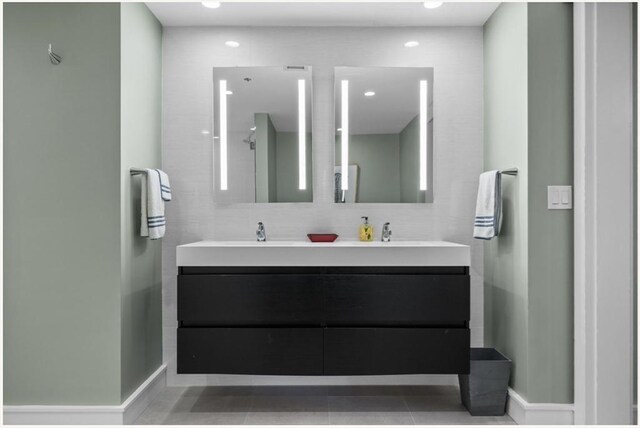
[176,241,471,376]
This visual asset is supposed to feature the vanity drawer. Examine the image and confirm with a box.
[178,274,323,325]
[324,274,469,325]
[177,327,323,375]
[324,327,470,375]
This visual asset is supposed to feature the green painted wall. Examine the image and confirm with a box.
[336,134,401,203]
[255,113,277,202]
[120,2,163,402]
[4,2,163,405]
[275,131,313,202]
[334,120,432,204]
[526,3,574,404]
[3,2,122,405]
[633,2,638,407]
[483,1,530,400]
[484,2,574,404]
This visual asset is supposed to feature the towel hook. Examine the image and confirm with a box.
[48,43,61,65]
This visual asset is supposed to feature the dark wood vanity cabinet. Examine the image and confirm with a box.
[177,267,470,375]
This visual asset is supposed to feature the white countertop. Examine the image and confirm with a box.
[176,240,470,267]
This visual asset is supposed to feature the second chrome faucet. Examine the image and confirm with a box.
[256,222,266,242]
[381,222,392,242]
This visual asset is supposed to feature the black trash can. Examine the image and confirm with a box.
[458,348,512,416]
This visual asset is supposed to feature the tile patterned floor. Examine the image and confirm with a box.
[134,385,516,425]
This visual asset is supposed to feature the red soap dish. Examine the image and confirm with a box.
[307,233,339,243]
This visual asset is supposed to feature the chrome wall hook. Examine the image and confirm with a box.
[48,44,61,65]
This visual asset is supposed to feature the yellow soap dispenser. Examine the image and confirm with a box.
[359,216,374,242]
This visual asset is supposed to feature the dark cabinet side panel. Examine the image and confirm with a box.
[324,327,470,375]
[324,275,470,325]
[178,327,323,375]
[178,274,323,325]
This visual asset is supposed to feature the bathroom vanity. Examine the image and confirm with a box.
[176,241,470,376]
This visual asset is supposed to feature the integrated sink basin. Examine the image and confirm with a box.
[176,240,470,267]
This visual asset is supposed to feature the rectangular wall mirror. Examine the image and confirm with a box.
[334,67,433,203]
[212,66,313,203]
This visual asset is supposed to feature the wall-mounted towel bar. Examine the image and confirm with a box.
[500,168,518,176]
[130,168,147,175]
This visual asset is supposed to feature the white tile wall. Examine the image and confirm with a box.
[162,26,484,386]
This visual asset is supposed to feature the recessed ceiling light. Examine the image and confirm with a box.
[201,130,211,135]
[250,126,256,131]
[226,90,233,95]
[202,1,221,9]
[404,41,420,48]
[225,40,240,48]
[423,1,443,9]
[364,91,376,97]
[337,128,342,132]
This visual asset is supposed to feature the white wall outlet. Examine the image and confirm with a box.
[548,185,572,210]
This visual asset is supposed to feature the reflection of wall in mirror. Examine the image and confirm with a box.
[335,115,433,203]
[399,115,427,203]
[276,131,312,203]
[255,113,313,203]
[335,134,400,203]
[254,113,277,202]
[334,165,358,203]
[215,129,256,204]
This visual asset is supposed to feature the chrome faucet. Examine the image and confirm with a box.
[256,222,266,242]
[381,222,392,242]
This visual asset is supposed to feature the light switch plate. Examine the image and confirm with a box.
[548,185,572,210]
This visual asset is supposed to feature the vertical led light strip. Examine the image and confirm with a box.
[219,80,228,190]
[298,79,306,190]
[341,80,349,190]
[419,80,428,191]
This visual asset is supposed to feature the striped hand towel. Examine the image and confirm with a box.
[473,171,502,240]
[155,169,172,201]
[140,169,167,240]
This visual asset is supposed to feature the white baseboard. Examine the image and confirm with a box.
[3,364,166,425]
[506,387,574,425]
[121,364,167,424]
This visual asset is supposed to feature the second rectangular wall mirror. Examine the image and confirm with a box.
[212,66,313,203]
[334,67,434,204]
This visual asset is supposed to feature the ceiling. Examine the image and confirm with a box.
[146,2,500,27]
